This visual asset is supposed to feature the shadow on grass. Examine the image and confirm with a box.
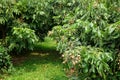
[4,37,68,80]
[14,51,60,70]
[9,51,68,80]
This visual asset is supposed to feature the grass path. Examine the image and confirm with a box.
[2,37,68,80]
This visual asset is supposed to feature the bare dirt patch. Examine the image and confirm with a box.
[12,56,27,65]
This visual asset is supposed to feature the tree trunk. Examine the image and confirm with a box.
[0,25,6,43]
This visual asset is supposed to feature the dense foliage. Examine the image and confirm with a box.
[0,0,54,40]
[0,0,55,54]
[0,45,12,73]
[7,27,38,54]
[50,0,120,80]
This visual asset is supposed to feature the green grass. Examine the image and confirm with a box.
[1,37,68,80]
[34,37,57,51]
